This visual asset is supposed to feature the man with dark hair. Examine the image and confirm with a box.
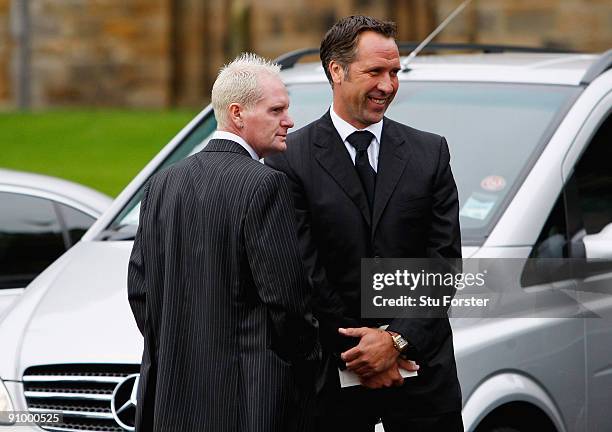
[267,15,463,432]
[319,15,396,87]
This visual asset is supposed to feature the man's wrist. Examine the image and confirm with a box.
[385,330,410,356]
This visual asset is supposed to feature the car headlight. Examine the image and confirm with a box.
[0,379,15,425]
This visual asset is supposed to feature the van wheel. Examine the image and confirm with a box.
[474,402,557,432]
[487,427,522,432]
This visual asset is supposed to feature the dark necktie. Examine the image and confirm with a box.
[347,130,376,210]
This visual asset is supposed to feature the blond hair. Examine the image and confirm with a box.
[211,53,281,129]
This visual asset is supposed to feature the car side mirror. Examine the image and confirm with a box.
[583,222,612,259]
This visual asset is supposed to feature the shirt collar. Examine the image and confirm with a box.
[210,130,260,161]
[330,106,383,144]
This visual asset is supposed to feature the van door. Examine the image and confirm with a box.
[569,108,612,432]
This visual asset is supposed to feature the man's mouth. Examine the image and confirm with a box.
[369,96,387,105]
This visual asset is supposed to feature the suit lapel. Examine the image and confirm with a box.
[372,118,411,233]
[313,112,371,226]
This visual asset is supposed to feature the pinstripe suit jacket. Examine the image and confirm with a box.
[128,139,320,432]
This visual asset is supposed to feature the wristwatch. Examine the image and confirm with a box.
[386,331,410,354]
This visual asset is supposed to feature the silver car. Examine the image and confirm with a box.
[0,45,611,432]
[0,169,112,317]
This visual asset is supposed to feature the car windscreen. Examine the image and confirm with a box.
[103,82,578,245]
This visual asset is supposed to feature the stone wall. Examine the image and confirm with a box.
[436,0,612,51]
[28,0,171,108]
[0,0,11,108]
[248,0,436,67]
[170,0,230,107]
[1,0,611,109]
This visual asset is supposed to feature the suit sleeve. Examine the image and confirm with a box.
[127,182,151,336]
[387,137,461,360]
[244,171,320,363]
[266,153,359,353]
[126,182,159,431]
[426,137,462,260]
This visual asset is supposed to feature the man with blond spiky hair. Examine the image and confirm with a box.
[128,53,320,432]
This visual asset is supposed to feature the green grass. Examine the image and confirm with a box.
[0,109,199,196]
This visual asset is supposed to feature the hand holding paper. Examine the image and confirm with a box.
[339,361,418,388]
[338,327,419,388]
[339,327,398,377]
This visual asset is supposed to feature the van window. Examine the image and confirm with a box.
[574,112,612,235]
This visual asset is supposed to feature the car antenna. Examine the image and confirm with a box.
[402,0,473,71]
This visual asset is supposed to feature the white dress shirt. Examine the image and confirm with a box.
[330,107,382,172]
[209,130,259,161]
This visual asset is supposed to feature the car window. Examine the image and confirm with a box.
[56,204,97,246]
[105,82,578,245]
[0,192,66,289]
[522,111,612,287]
[522,186,576,287]
[531,194,569,259]
[574,112,612,235]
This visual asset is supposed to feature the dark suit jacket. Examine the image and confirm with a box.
[128,139,320,432]
[266,112,462,415]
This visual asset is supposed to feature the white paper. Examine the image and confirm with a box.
[339,367,418,388]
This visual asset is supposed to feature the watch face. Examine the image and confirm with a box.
[394,335,409,351]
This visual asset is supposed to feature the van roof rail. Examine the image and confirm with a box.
[580,49,612,85]
[275,43,574,70]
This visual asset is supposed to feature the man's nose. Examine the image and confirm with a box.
[377,74,395,94]
[282,113,294,129]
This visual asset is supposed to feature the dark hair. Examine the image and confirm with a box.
[320,15,397,85]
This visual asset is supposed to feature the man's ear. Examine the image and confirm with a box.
[329,60,345,85]
[228,103,243,129]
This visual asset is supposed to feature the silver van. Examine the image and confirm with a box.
[1,45,611,432]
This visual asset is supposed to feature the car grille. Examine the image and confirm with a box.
[23,364,140,432]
